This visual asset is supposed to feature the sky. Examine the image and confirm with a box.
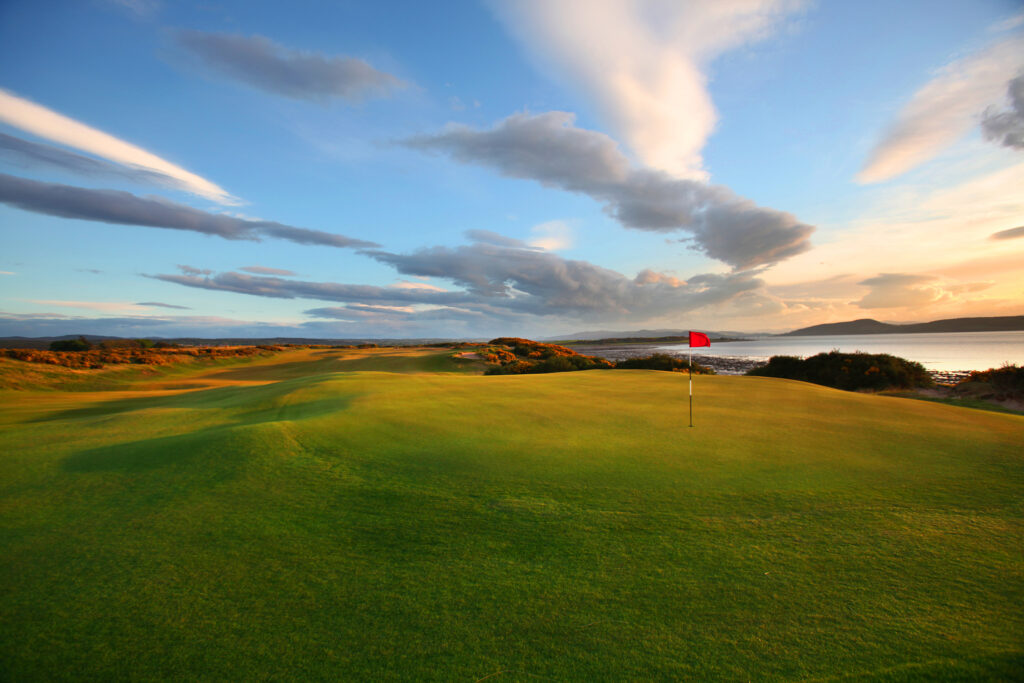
[0,0,1022,339]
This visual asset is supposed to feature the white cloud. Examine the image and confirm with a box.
[990,12,1024,33]
[528,220,573,250]
[390,280,448,292]
[858,34,1024,184]
[0,88,237,204]
[493,0,806,179]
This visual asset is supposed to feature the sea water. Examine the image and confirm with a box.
[656,330,1024,372]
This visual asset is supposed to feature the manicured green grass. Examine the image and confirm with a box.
[1,348,1022,680]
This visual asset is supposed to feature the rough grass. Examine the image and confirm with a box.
[1,347,1021,680]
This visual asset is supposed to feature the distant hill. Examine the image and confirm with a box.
[783,315,1024,337]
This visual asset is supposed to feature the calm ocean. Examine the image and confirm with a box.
[656,330,1024,372]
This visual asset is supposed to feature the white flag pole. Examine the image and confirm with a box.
[689,345,693,428]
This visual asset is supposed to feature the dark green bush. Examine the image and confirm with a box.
[49,337,92,352]
[955,364,1023,397]
[746,350,931,391]
[615,353,713,374]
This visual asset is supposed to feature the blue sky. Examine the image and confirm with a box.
[1,0,1022,339]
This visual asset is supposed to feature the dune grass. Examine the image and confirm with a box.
[1,347,1021,680]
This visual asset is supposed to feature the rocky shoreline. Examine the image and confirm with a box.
[569,343,973,384]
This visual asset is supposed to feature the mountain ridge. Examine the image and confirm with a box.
[782,315,1024,336]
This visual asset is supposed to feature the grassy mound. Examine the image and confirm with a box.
[747,350,932,391]
[1,347,1021,680]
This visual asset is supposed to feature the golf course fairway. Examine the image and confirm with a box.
[1,347,1021,680]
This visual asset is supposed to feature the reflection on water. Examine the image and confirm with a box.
[656,330,1024,371]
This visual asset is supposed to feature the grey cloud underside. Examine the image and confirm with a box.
[137,301,191,310]
[151,271,474,306]
[463,229,531,248]
[981,75,1024,149]
[0,173,378,248]
[175,30,406,101]
[0,132,182,188]
[403,112,814,269]
[153,237,764,322]
[239,265,298,276]
[991,225,1024,240]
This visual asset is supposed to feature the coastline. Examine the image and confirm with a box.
[568,342,973,384]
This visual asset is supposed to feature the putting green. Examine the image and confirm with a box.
[1,347,1021,680]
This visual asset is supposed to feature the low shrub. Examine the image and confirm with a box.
[1,345,286,369]
[954,364,1023,398]
[746,350,932,391]
[615,353,713,374]
[482,337,613,375]
[49,337,92,352]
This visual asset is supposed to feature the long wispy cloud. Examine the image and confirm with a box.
[137,301,191,310]
[150,233,764,324]
[405,111,813,269]
[0,132,182,188]
[239,265,298,276]
[0,173,378,249]
[175,30,407,102]
[990,225,1024,240]
[0,88,236,204]
[858,34,1024,183]
[493,0,806,179]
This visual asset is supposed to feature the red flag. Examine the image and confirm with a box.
[689,331,711,347]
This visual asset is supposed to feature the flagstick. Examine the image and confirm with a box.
[689,346,693,428]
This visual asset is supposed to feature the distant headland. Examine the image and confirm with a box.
[782,315,1024,337]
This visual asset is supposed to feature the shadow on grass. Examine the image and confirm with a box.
[63,424,238,473]
[31,374,358,425]
[59,383,358,474]
[885,392,1023,416]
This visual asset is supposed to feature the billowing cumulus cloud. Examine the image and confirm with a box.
[175,30,407,102]
[361,237,767,318]
[0,173,378,249]
[493,0,806,179]
[152,235,765,324]
[981,74,1024,150]
[858,35,1024,183]
[0,88,236,204]
[405,112,813,269]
